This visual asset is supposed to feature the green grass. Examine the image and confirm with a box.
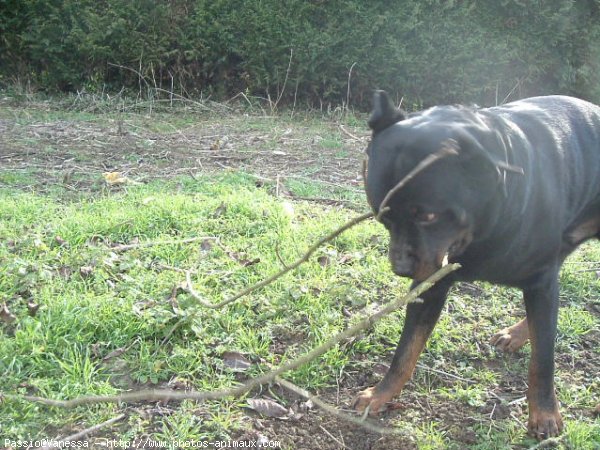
[0,172,396,438]
[0,99,598,448]
[1,171,598,447]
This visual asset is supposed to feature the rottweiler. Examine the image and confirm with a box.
[354,91,600,439]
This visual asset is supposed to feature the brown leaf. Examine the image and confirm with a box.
[102,347,128,361]
[338,253,355,265]
[200,239,214,252]
[27,300,40,317]
[79,266,94,278]
[317,255,331,267]
[213,202,227,218]
[54,235,68,247]
[57,265,73,279]
[247,398,289,418]
[0,304,16,323]
[222,351,251,372]
[227,252,260,267]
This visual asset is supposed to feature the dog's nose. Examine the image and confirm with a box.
[392,265,414,278]
[390,256,415,278]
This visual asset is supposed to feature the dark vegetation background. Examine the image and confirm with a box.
[1,0,600,109]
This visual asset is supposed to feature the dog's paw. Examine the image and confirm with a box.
[528,408,563,440]
[352,386,392,415]
[490,319,529,352]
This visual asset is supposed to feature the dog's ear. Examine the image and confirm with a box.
[368,90,406,133]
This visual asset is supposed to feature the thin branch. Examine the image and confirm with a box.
[345,62,357,113]
[2,263,459,409]
[179,146,456,309]
[339,124,363,141]
[111,236,217,252]
[276,377,398,435]
[41,414,127,449]
[274,48,294,109]
[184,210,376,309]
[376,146,458,219]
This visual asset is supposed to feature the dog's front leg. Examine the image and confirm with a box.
[353,280,451,415]
[522,268,564,439]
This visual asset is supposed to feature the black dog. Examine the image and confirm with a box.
[354,91,600,439]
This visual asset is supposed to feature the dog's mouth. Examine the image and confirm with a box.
[413,236,471,281]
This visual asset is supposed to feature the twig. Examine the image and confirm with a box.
[41,414,126,449]
[111,236,217,252]
[415,363,475,384]
[179,146,456,309]
[345,62,357,114]
[183,211,376,309]
[376,146,458,218]
[274,48,294,110]
[339,124,363,141]
[276,377,398,436]
[2,263,459,409]
[318,425,351,449]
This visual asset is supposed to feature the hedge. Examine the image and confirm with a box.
[1,0,599,108]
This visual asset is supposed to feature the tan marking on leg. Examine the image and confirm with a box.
[527,360,563,439]
[353,327,429,415]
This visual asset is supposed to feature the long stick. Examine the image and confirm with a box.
[3,264,459,409]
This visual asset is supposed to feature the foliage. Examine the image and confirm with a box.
[1,0,600,107]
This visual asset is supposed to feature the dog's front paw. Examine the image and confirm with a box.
[352,386,392,415]
[528,408,563,440]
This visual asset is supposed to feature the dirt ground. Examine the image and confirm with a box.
[0,107,368,193]
[0,102,598,449]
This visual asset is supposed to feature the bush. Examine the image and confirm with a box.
[1,0,599,107]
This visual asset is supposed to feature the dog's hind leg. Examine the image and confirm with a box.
[490,317,529,352]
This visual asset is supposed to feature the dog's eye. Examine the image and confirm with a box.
[409,206,438,225]
[417,212,438,224]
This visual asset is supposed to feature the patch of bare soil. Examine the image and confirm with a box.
[0,108,368,194]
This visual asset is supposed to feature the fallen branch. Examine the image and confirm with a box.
[2,263,459,409]
[275,377,398,435]
[339,124,363,141]
[183,210,376,309]
[181,146,455,309]
[111,236,217,252]
[41,414,126,449]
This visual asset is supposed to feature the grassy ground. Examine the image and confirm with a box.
[0,95,598,449]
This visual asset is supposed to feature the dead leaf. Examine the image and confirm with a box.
[247,398,289,418]
[0,304,16,323]
[200,239,214,252]
[103,172,129,185]
[57,266,73,279]
[213,202,227,218]
[79,266,94,278]
[317,255,331,267]
[222,351,251,372]
[102,347,128,361]
[54,235,68,247]
[27,300,40,317]
[227,251,260,267]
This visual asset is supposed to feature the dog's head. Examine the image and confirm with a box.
[366,91,509,281]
